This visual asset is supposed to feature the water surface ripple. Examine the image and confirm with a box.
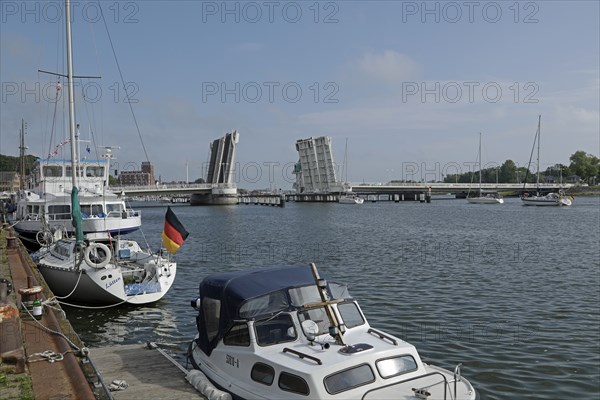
[65,197,600,399]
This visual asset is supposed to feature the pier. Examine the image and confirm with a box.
[0,229,206,400]
[92,343,203,400]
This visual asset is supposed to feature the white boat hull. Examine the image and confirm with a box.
[338,194,364,204]
[521,194,572,206]
[467,196,504,204]
[35,239,176,305]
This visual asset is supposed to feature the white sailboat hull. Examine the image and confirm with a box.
[521,194,572,206]
[467,196,504,204]
[35,239,176,305]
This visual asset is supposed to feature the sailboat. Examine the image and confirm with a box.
[33,0,179,306]
[467,133,504,204]
[521,116,572,206]
[338,139,364,204]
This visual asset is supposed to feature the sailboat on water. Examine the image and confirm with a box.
[467,133,504,204]
[33,0,183,306]
[521,116,572,206]
[338,139,364,204]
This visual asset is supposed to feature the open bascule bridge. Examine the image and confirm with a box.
[111,134,572,205]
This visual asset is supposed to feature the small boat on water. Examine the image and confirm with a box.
[467,133,503,205]
[33,233,177,305]
[30,0,186,307]
[521,116,572,207]
[10,150,142,247]
[187,264,478,400]
[338,192,364,204]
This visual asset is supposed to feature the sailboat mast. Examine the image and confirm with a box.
[65,0,78,188]
[478,132,482,195]
[536,115,541,192]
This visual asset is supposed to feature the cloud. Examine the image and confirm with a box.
[358,50,421,84]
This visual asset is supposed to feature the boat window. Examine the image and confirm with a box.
[251,363,274,386]
[329,283,351,299]
[202,298,221,342]
[65,166,83,177]
[298,307,330,336]
[324,364,375,395]
[278,372,309,396]
[376,355,418,378]
[223,322,250,346]
[81,205,104,217]
[289,285,321,306]
[105,203,123,213]
[239,290,288,319]
[48,205,71,220]
[42,165,62,178]
[338,302,365,328]
[86,166,104,177]
[254,313,297,346]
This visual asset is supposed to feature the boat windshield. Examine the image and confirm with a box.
[298,301,365,336]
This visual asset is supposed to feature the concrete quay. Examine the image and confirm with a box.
[0,229,205,399]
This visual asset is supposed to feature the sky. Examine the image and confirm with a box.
[1,0,599,188]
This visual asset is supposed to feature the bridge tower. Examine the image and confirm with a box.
[190,131,239,205]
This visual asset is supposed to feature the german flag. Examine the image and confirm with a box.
[162,207,189,254]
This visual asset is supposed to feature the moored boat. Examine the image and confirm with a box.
[33,234,176,305]
[187,264,478,399]
[521,116,572,207]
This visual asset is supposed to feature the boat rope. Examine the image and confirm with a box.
[21,300,87,354]
[108,379,129,391]
[27,349,83,364]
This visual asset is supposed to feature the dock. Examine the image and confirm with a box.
[0,228,206,400]
[91,343,204,399]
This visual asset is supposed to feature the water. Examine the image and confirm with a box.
[65,196,600,399]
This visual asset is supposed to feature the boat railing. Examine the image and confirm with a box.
[105,210,140,219]
[361,370,456,400]
[282,348,322,365]
[367,328,398,345]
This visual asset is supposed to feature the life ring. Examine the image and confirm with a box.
[84,243,111,269]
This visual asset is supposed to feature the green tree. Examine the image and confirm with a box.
[498,160,517,183]
[569,151,600,183]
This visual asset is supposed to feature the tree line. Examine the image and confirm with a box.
[443,151,599,185]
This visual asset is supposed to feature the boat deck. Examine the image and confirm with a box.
[91,343,205,399]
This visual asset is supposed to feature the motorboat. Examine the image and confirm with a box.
[187,264,478,399]
[10,133,141,248]
[338,192,364,204]
[33,234,176,305]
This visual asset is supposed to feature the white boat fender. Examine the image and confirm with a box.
[84,243,111,269]
[186,369,232,400]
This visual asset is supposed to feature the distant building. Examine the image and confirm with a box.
[294,136,338,193]
[0,171,20,192]
[118,161,156,186]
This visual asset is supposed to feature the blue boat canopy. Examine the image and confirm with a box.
[194,265,351,355]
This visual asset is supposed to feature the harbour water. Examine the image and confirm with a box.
[65,196,600,400]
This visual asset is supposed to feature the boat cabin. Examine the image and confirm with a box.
[189,266,458,399]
